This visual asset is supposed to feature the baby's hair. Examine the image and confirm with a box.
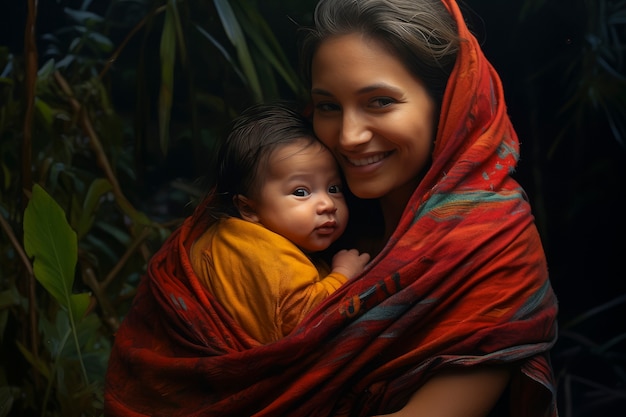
[209,101,318,219]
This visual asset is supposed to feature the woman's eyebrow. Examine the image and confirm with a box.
[311,87,333,96]
[311,83,402,97]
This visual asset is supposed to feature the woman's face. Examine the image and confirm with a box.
[311,33,436,205]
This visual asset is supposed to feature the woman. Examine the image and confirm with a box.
[299,0,558,415]
[104,1,558,416]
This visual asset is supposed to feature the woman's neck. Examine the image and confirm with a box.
[380,181,419,243]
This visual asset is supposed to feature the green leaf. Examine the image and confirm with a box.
[37,58,56,77]
[34,97,54,127]
[85,32,114,53]
[16,340,52,381]
[77,178,113,239]
[194,24,247,81]
[0,385,16,417]
[63,7,104,25]
[0,287,22,309]
[23,184,89,323]
[214,0,262,101]
[239,3,304,96]
[158,0,177,155]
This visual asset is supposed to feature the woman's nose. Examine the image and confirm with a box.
[339,112,371,149]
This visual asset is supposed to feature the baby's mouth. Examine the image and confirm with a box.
[316,221,337,234]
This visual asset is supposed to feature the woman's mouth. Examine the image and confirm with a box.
[345,152,391,167]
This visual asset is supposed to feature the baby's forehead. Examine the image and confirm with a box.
[264,141,338,176]
[268,139,330,161]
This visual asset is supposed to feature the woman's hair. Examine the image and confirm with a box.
[209,101,318,218]
[299,0,460,108]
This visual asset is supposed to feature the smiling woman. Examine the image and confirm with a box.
[103,1,558,416]
[300,1,557,415]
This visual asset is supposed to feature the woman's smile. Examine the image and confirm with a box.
[344,151,392,167]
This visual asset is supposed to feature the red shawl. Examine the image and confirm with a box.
[104,1,558,416]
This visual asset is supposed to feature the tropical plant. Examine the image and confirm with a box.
[0,0,309,415]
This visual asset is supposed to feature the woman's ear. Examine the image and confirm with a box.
[233,194,260,223]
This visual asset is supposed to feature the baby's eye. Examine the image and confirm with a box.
[293,188,310,197]
[328,184,342,194]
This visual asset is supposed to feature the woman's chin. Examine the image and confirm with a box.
[348,185,384,200]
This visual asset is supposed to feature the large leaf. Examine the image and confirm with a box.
[23,184,89,323]
[214,0,262,100]
[194,24,247,82]
[158,0,178,155]
[238,2,304,96]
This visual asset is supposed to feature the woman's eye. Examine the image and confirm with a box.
[370,97,395,108]
[328,184,342,194]
[293,188,310,197]
[315,102,340,112]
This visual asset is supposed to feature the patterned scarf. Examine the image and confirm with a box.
[104,1,558,415]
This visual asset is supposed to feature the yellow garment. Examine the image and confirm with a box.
[190,217,347,344]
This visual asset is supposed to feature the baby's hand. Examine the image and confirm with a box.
[331,249,370,279]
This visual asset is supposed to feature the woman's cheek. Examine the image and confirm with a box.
[313,117,337,148]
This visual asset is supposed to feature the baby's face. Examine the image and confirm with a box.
[249,140,349,252]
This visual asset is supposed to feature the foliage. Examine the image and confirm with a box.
[514,0,626,415]
[553,294,626,416]
[19,184,102,415]
[0,0,308,415]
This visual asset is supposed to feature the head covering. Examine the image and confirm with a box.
[104,1,558,415]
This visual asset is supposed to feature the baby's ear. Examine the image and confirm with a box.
[233,194,260,223]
